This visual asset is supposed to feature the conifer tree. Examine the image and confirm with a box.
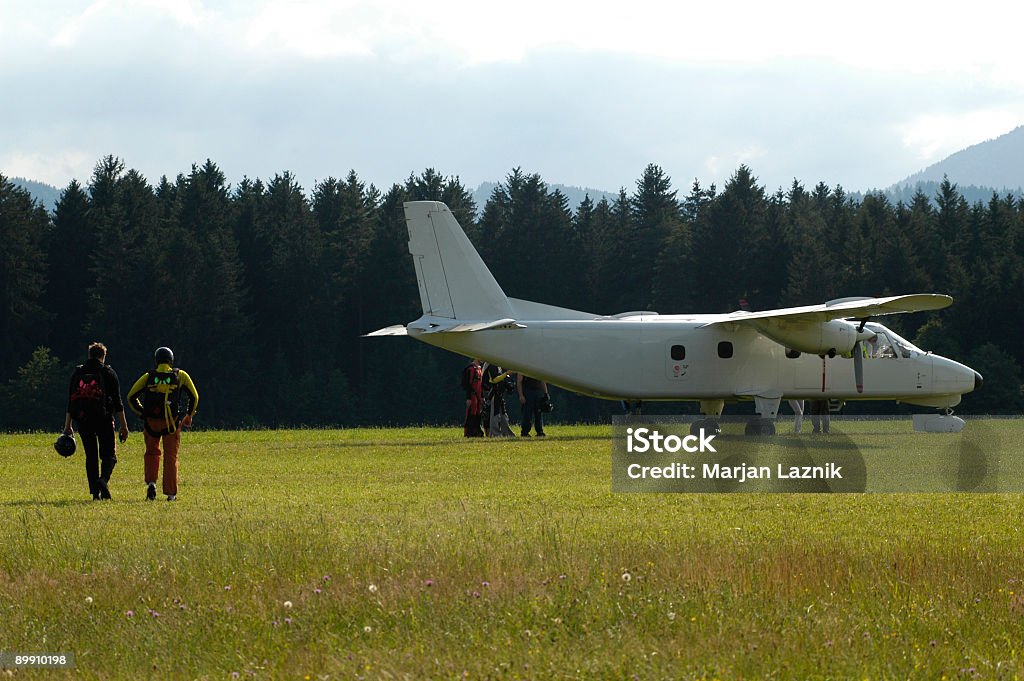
[45,180,93,360]
[165,160,253,424]
[0,174,50,379]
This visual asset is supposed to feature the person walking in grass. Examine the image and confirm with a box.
[126,347,199,501]
[63,342,130,500]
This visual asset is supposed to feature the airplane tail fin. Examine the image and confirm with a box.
[404,201,515,321]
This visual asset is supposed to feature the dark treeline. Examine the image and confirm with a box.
[2,159,1022,430]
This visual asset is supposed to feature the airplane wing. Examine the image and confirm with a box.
[699,294,952,327]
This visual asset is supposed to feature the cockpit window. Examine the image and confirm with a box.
[863,323,921,359]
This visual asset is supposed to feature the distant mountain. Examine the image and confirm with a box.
[890,125,1024,193]
[869,180,1024,207]
[9,177,62,211]
[472,182,618,215]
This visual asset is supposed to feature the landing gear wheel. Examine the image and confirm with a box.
[691,419,721,437]
[744,418,776,436]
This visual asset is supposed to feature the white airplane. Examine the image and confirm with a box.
[369,201,983,434]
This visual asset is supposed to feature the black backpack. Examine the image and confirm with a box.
[142,369,181,419]
[69,365,107,422]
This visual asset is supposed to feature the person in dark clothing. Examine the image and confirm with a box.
[482,362,515,437]
[517,373,549,437]
[62,342,130,500]
[810,399,831,434]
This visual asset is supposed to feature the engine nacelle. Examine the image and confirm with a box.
[754,319,859,356]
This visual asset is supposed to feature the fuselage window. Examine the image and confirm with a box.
[671,345,685,360]
[785,348,800,359]
[718,341,733,359]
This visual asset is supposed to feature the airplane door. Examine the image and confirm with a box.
[666,342,690,381]
[916,356,933,392]
[647,326,717,397]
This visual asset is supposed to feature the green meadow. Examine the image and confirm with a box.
[2,423,1024,680]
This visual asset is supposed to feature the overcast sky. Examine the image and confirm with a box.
[3,0,1024,197]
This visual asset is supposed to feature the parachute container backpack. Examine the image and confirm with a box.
[69,365,107,422]
[143,368,182,432]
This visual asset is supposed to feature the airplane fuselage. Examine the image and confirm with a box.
[411,314,976,409]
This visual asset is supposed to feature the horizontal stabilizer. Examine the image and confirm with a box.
[606,310,660,319]
[421,318,525,334]
[363,325,408,337]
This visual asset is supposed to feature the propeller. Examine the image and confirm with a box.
[852,318,872,394]
[853,342,864,393]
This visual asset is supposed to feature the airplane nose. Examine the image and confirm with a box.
[974,371,984,391]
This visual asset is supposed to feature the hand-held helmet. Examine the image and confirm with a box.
[154,347,174,365]
[54,433,77,457]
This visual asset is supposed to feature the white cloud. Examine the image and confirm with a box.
[0,150,93,187]
[23,0,1024,79]
[704,155,725,178]
[214,0,1024,76]
[240,1,376,59]
[50,0,213,49]
[38,0,1022,73]
[703,146,768,182]
[898,110,1021,163]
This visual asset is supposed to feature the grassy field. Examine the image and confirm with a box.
[2,422,1024,679]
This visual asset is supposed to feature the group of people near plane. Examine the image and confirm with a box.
[788,399,833,435]
[460,359,549,438]
[462,364,840,438]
